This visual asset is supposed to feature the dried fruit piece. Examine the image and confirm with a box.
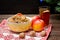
[17,13,23,16]
[40,31,46,37]
[19,32,25,39]
[29,31,36,37]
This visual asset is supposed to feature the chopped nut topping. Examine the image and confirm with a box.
[8,13,29,23]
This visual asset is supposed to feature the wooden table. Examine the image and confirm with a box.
[0,14,60,40]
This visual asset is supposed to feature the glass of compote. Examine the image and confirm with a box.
[39,6,50,26]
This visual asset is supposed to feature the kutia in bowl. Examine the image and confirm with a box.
[7,13,32,32]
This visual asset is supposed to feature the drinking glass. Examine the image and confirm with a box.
[39,6,50,26]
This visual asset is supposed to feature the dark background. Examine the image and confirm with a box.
[0,0,59,14]
[0,0,40,14]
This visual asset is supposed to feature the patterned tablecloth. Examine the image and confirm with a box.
[0,19,52,40]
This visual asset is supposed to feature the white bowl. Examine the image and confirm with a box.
[7,16,32,32]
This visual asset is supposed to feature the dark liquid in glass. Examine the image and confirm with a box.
[40,11,50,26]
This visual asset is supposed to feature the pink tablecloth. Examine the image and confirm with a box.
[0,19,52,40]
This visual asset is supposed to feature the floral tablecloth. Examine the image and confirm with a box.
[0,19,52,40]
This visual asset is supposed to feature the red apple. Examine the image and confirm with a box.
[32,15,41,25]
[32,19,45,32]
[31,15,41,29]
[32,15,40,21]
